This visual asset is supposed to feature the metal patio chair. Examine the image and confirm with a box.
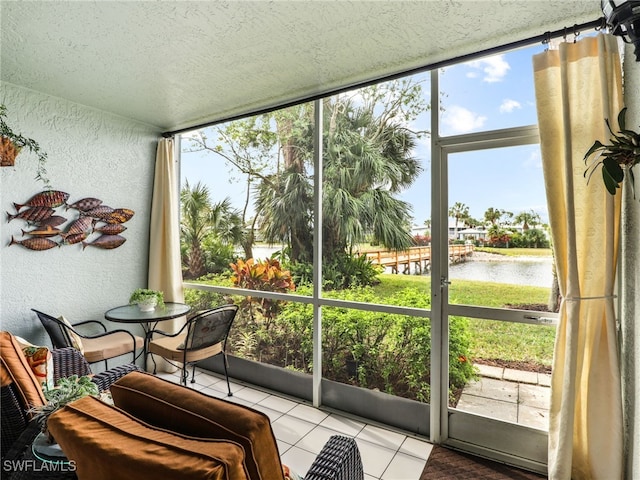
[148,304,238,395]
[32,309,143,369]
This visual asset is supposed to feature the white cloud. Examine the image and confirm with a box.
[442,105,487,134]
[523,150,542,169]
[466,55,510,83]
[499,99,522,113]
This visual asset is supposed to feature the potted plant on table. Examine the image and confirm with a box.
[584,107,640,197]
[129,288,165,312]
[29,375,99,443]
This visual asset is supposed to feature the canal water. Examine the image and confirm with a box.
[250,246,554,289]
[449,256,554,288]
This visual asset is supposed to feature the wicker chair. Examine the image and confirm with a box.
[148,304,237,395]
[32,309,143,369]
[1,339,139,478]
[305,435,364,480]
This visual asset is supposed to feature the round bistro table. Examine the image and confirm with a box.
[105,302,191,371]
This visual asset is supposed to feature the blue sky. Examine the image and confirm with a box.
[181,42,549,229]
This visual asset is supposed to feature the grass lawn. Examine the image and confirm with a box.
[373,273,555,367]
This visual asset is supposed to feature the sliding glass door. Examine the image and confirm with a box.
[431,55,558,472]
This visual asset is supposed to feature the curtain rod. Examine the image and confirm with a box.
[163,16,606,138]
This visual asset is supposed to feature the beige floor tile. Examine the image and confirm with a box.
[272,414,316,445]
[280,445,318,477]
[381,451,427,480]
[319,413,366,437]
[357,424,406,450]
[354,438,397,479]
[296,425,345,455]
[399,436,433,460]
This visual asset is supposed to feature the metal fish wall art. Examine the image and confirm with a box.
[104,208,135,224]
[60,216,94,239]
[13,190,70,210]
[37,215,68,228]
[21,225,62,237]
[82,234,126,250]
[9,236,59,251]
[7,206,55,223]
[81,205,114,219]
[6,190,134,252]
[66,197,103,212]
[63,231,89,245]
[94,224,127,235]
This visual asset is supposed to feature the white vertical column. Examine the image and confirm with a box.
[430,69,447,443]
[620,47,640,480]
[312,99,324,407]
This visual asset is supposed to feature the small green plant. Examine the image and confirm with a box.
[129,288,165,308]
[584,107,640,196]
[29,375,99,434]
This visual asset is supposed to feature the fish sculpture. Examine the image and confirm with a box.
[13,190,69,211]
[37,215,68,228]
[94,224,127,235]
[21,225,62,238]
[60,216,94,239]
[9,236,59,251]
[66,197,103,212]
[81,205,114,219]
[104,208,135,224]
[63,231,89,245]
[82,234,126,250]
[7,206,55,223]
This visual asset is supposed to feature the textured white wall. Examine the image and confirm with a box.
[0,83,160,350]
[620,45,640,479]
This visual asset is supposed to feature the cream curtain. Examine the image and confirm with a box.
[533,34,623,479]
[148,137,185,372]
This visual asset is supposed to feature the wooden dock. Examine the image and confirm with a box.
[363,244,474,274]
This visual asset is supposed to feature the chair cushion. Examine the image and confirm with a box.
[110,371,285,480]
[57,315,85,353]
[47,396,249,480]
[81,332,143,363]
[148,333,222,362]
[0,331,45,411]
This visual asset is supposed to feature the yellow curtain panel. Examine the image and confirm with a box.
[533,34,624,480]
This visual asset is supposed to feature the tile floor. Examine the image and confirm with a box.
[156,368,433,480]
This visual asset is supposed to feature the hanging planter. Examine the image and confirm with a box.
[0,104,50,188]
[0,135,19,167]
[584,107,640,197]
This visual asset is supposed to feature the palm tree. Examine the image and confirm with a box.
[448,202,469,240]
[257,81,425,262]
[181,181,212,278]
[180,181,243,279]
[321,99,418,258]
[513,209,541,231]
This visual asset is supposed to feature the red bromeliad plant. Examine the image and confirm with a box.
[230,258,295,326]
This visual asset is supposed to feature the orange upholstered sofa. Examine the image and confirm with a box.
[48,371,364,480]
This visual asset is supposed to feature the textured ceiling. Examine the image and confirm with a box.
[1,1,601,132]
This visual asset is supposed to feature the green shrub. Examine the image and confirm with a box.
[231,284,475,405]
[184,274,231,310]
